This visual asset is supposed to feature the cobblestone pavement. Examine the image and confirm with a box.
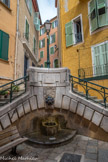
[1,135,108,162]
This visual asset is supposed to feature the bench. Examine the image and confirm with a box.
[0,126,28,155]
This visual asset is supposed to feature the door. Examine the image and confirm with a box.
[24,55,29,76]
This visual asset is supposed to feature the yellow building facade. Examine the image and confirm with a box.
[0,0,17,85]
[56,0,108,89]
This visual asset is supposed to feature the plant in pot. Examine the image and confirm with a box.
[12,85,20,93]
[0,90,9,99]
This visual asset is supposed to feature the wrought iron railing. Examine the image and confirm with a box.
[75,33,82,43]
[78,64,108,79]
[70,75,108,108]
[0,76,29,107]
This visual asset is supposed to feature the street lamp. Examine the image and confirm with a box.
[44,20,52,68]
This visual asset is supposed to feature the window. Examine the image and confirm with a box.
[92,41,108,76]
[0,0,10,8]
[65,15,83,47]
[52,20,58,29]
[40,27,45,36]
[39,39,45,48]
[33,37,36,54]
[50,33,55,44]
[34,12,40,31]
[25,0,32,15]
[88,0,108,32]
[32,62,35,67]
[0,30,9,61]
[40,51,44,58]
[50,46,54,54]
[54,59,59,68]
[25,19,29,41]
[44,62,47,67]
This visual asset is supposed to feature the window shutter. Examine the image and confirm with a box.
[89,0,98,32]
[50,47,54,54]
[0,31,9,61]
[100,43,107,75]
[65,21,73,47]
[52,22,54,29]
[43,39,45,47]
[54,59,58,68]
[97,0,108,27]
[44,62,47,67]
[39,40,41,48]
[29,0,32,15]
[36,19,40,31]
[40,51,44,58]
[53,33,55,43]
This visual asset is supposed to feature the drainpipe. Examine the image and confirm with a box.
[14,0,19,80]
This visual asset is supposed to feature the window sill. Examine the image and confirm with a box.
[0,58,9,63]
[90,25,108,35]
[0,1,11,12]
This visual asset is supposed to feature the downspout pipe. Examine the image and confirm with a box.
[14,0,19,80]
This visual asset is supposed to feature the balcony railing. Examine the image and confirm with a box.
[75,33,82,43]
[78,64,108,79]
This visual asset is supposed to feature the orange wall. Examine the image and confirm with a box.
[39,17,59,68]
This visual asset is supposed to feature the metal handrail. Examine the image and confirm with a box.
[0,76,29,107]
[70,75,108,108]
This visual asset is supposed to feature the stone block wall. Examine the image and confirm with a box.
[0,67,108,135]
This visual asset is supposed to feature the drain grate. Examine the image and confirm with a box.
[60,153,82,162]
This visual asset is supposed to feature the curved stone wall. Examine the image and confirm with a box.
[0,67,108,138]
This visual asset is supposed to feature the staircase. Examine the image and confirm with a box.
[70,75,108,108]
[0,76,28,107]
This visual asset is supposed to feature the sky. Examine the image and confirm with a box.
[37,0,57,24]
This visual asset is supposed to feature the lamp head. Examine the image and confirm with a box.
[44,20,52,35]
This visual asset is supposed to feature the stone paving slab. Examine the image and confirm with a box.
[1,135,108,162]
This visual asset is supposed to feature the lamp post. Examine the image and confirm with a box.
[44,20,52,68]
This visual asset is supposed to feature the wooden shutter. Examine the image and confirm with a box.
[89,0,98,32]
[52,22,54,29]
[53,33,55,43]
[0,31,9,61]
[43,39,45,47]
[54,59,59,68]
[39,40,41,48]
[36,19,40,31]
[44,62,47,67]
[40,51,43,58]
[97,0,108,27]
[33,38,36,53]
[100,43,108,75]
[29,0,32,15]
[65,21,73,47]
[50,47,54,54]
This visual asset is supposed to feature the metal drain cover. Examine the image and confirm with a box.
[60,153,82,162]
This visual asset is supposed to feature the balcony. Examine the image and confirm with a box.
[78,64,108,80]
[22,33,38,65]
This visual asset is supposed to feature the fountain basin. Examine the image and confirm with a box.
[42,120,58,136]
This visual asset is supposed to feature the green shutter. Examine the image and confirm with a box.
[52,22,54,29]
[65,21,73,47]
[89,0,98,32]
[40,51,44,58]
[43,39,45,47]
[44,62,47,67]
[33,38,36,53]
[53,33,55,43]
[0,30,9,61]
[36,19,40,31]
[29,0,32,15]
[39,40,41,49]
[54,59,59,68]
[25,20,29,40]
[50,47,54,54]
[97,0,108,27]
